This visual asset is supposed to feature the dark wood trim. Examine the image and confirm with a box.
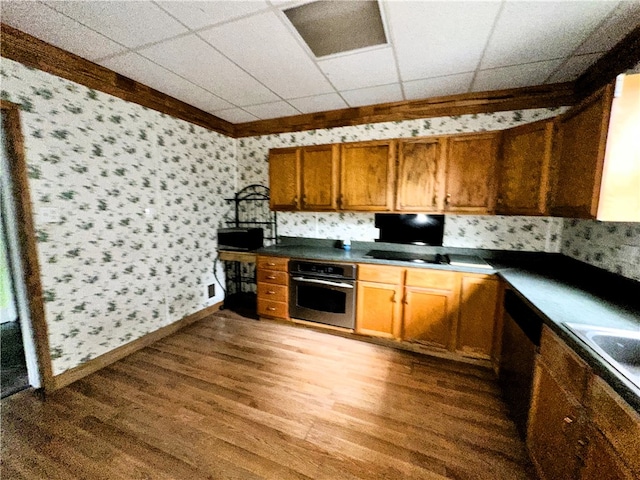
[575,25,640,100]
[1,99,55,392]
[235,83,576,137]
[53,302,223,390]
[0,23,235,137]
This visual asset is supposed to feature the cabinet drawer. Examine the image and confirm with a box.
[405,268,459,290]
[257,282,288,303]
[257,298,288,319]
[358,264,404,284]
[540,325,590,402]
[257,256,289,272]
[587,375,640,475]
[257,269,288,285]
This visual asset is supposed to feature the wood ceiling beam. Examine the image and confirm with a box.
[575,25,640,100]
[0,23,236,137]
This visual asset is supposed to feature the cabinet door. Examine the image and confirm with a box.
[340,140,395,211]
[579,427,635,480]
[403,286,457,349]
[528,361,585,480]
[356,281,402,339]
[396,138,444,211]
[269,148,300,210]
[444,132,500,213]
[550,84,613,218]
[497,120,553,215]
[456,275,500,358]
[301,144,338,211]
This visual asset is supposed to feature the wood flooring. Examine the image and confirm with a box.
[1,311,536,479]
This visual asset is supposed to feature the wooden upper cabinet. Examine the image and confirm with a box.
[444,132,500,214]
[340,140,396,211]
[550,84,614,218]
[497,120,554,215]
[269,147,300,210]
[396,137,445,211]
[300,144,338,211]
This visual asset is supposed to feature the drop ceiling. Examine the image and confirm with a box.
[2,0,639,124]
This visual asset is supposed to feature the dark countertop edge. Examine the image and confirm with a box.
[255,243,640,412]
[499,272,640,413]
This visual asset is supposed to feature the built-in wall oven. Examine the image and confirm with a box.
[289,260,357,329]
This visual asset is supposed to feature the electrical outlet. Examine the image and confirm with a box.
[208,284,215,298]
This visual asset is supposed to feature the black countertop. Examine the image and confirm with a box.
[256,239,640,411]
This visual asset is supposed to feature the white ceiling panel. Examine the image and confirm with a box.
[213,108,259,123]
[138,34,280,106]
[100,53,233,113]
[473,59,565,92]
[155,1,269,30]
[404,73,474,100]
[575,2,640,55]
[318,47,399,91]
[386,1,501,81]
[546,53,602,84]
[199,11,334,99]
[289,93,349,114]
[44,1,188,49]
[1,1,126,61]
[481,1,617,69]
[244,101,300,119]
[341,84,403,108]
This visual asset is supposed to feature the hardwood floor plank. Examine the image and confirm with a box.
[1,312,535,479]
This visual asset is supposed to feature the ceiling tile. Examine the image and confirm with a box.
[44,1,188,48]
[318,47,399,91]
[155,1,269,30]
[100,53,233,113]
[546,53,602,84]
[341,84,403,107]
[404,73,474,100]
[575,2,640,55]
[288,94,348,114]
[244,101,300,120]
[138,34,280,106]
[385,1,500,81]
[199,11,334,99]
[481,1,617,69]
[472,59,565,92]
[213,108,259,123]
[1,1,126,60]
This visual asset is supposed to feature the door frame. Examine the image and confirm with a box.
[1,99,55,393]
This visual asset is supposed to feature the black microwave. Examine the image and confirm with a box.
[217,228,264,251]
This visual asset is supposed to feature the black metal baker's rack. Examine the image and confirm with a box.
[220,184,276,316]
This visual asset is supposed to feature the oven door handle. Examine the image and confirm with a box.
[291,276,354,289]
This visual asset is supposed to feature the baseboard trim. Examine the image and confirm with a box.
[51,302,222,391]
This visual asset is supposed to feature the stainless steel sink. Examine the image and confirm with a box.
[564,323,640,389]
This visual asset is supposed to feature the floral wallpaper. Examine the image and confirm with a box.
[562,220,640,282]
[237,109,567,252]
[1,59,236,375]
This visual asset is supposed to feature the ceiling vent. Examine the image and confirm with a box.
[284,0,387,58]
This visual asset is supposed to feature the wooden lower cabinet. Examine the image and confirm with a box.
[403,286,457,349]
[528,359,586,480]
[256,256,289,320]
[456,274,501,358]
[356,281,402,339]
[580,427,635,480]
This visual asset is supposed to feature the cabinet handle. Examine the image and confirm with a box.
[432,194,437,206]
[497,197,504,205]
[267,307,276,311]
[266,290,276,295]
[267,262,276,266]
[266,275,276,280]
[302,194,307,206]
[337,194,344,209]
[391,291,397,303]
[445,193,451,206]
[577,439,588,447]
[293,196,298,205]
[563,416,574,424]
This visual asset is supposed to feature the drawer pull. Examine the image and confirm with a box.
[267,262,276,266]
[266,275,276,280]
[563,416,574,424]
[266,290,276,295]
[267,307,276,311]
